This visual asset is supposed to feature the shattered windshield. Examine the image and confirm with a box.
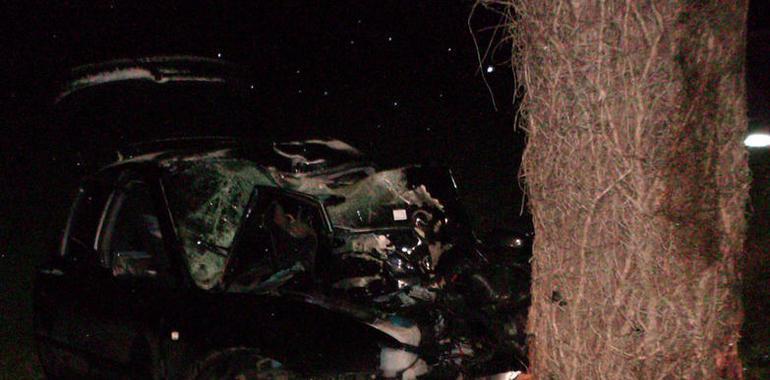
[164,158,275,289]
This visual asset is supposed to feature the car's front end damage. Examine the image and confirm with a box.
[46,56,530,379]
[157,139,530,379]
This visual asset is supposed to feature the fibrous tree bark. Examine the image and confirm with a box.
[500,0,750,378]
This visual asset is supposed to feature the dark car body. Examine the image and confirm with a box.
[34,57,531,379]
[33,140,529,379]
[33,144,394,378]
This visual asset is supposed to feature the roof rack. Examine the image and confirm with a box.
[116,136,241,160]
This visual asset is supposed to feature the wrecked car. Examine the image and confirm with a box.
[34,138,530,379]
[34,56,531,379]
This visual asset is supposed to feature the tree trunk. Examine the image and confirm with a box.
[507,1,749,378]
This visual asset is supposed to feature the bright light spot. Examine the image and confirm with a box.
[486,65,494,73]
[216,52,222,58]
[323,90,329,96]
[393,101,398,106]
[387,36,393,42]
[350,40,355,45]
[447,47,453,52]
[744,133,770,148]
[171,331,180,341]
[249,84,255,89]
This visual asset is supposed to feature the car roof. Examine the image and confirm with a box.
[93,137,249,176]
[101,137,372,171]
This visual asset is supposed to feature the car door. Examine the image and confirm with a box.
[85,175,177,372]
[34,175,116,376]
[35,172,175,376]
[225,186,331,292]
[221,187,396,374]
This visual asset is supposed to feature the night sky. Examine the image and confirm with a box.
[0,1,768,377]
[2,1,528,233]
[2,1,768,228]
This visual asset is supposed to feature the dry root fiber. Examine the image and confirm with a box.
[489,0,750,378]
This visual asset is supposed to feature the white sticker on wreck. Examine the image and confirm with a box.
[392,209,408,221]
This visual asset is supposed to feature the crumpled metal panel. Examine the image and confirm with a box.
[270,166,444,230]
[155,140,527,376]
[265,164,454,304]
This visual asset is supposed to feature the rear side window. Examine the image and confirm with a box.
[98,181,164,278]
[63,180,113,265]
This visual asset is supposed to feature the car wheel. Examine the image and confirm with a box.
[185,348,299,380]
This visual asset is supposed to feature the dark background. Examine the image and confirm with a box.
[1,1,767,378]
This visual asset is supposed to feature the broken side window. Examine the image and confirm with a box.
[63,178,114,266]
[226,187,326,292]
[163,159,275,289]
